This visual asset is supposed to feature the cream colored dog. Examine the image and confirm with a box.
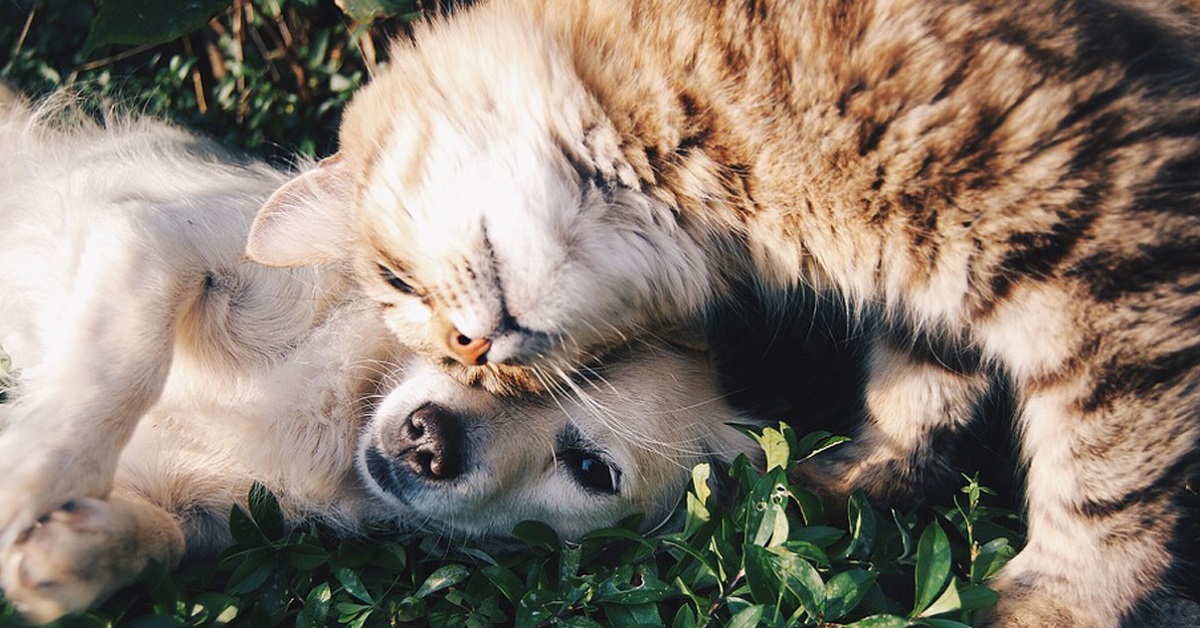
[0,91,758,622]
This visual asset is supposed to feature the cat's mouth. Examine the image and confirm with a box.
[435,356,548,395]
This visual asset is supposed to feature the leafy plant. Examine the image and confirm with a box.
[1,0,434,159]
[0,424,1023,627]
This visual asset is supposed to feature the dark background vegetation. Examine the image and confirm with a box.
[0,1,1195,626]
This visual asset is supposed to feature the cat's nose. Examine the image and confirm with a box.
[448,329,491,366]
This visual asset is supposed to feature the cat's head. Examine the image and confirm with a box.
[247,11,713,393]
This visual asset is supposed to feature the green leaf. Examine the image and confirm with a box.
[296,582,332,628]
[957,584,1001,611]
[285,540,330,570]
[772,550,825,618]
[84,0,232,53]
[779,540,831,567]
[845,615,911,628]
[970,538,1016,584]
[603,602,664,626]
[753,425,790,471]
[559,542,582,590]
[371,542,408,571]
[793,487,828,526]
[515,589,558,628]
[481,565,525,604]
[660,536,719,582]
[335,567,374,604]
[789,525,845,548]
[227,504,265,546]
[912,522,952,617]
[743,545,783,607]
[917,577,961,618]
[916,619,972,628]
[746,469,790,548]
[671,605,698,628]
[225,550,273,594]
[334,0,418,23]
[794,430,850,461]
[684,463,713,537]
[595,567,674,605]
[512,520,560,552]
[415,564,471,599]
[122,617,187,628]
[248,483,285,540]
[582,525,656,548]
[727,604,766,628]
[824,569,879,620]
[843,491,877,560]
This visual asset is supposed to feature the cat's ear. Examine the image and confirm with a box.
[246,153,356,267]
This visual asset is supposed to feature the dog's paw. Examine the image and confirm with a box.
[0,497,184,624]
[0,433,114,549]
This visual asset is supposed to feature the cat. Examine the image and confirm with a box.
[0,89,760,622]
[247,0,1200,625]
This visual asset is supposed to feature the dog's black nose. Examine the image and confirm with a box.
[384,403,465,480]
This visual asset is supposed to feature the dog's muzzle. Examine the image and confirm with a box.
[364,403,468,500]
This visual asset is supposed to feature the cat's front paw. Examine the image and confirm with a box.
[978,569,1118,628]
[790,445,922,506]
[0,497,183,624]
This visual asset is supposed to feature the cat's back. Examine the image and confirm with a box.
[524,0,1200,309]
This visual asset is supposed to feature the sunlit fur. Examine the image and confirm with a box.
[258,1,1200,625]
[0,93,759,623]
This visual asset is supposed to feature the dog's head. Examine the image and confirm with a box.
[357,343,760,540]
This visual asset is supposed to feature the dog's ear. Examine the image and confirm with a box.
[247,153,355,267]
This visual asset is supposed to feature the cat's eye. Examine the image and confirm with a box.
[377,264,417,295]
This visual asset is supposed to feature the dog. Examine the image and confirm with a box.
[0,90,760,622]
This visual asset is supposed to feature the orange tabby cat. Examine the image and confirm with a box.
[250,1,1200,625]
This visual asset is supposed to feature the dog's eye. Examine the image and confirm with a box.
[561,447,621,495]
[377,264,417,295]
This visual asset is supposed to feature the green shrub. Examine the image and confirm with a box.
[0,424,1022,627]
[1,0,426,159]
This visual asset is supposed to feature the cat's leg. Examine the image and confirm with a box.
[0,494,186,623]
[793,328,992,503]
[978,378,1196,627]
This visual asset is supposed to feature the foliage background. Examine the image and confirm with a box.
[1,0,431,160]
[0,1,1195,626]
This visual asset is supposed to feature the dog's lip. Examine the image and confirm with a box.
[364,447,413,505]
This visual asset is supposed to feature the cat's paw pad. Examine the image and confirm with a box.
[0,498,134,623]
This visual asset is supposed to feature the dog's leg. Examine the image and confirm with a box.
[0,494,185,623]
[0,217,185,547]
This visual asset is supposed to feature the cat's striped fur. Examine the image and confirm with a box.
[249,0,1200,625]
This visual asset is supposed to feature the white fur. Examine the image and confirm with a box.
[0,95,758,622]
